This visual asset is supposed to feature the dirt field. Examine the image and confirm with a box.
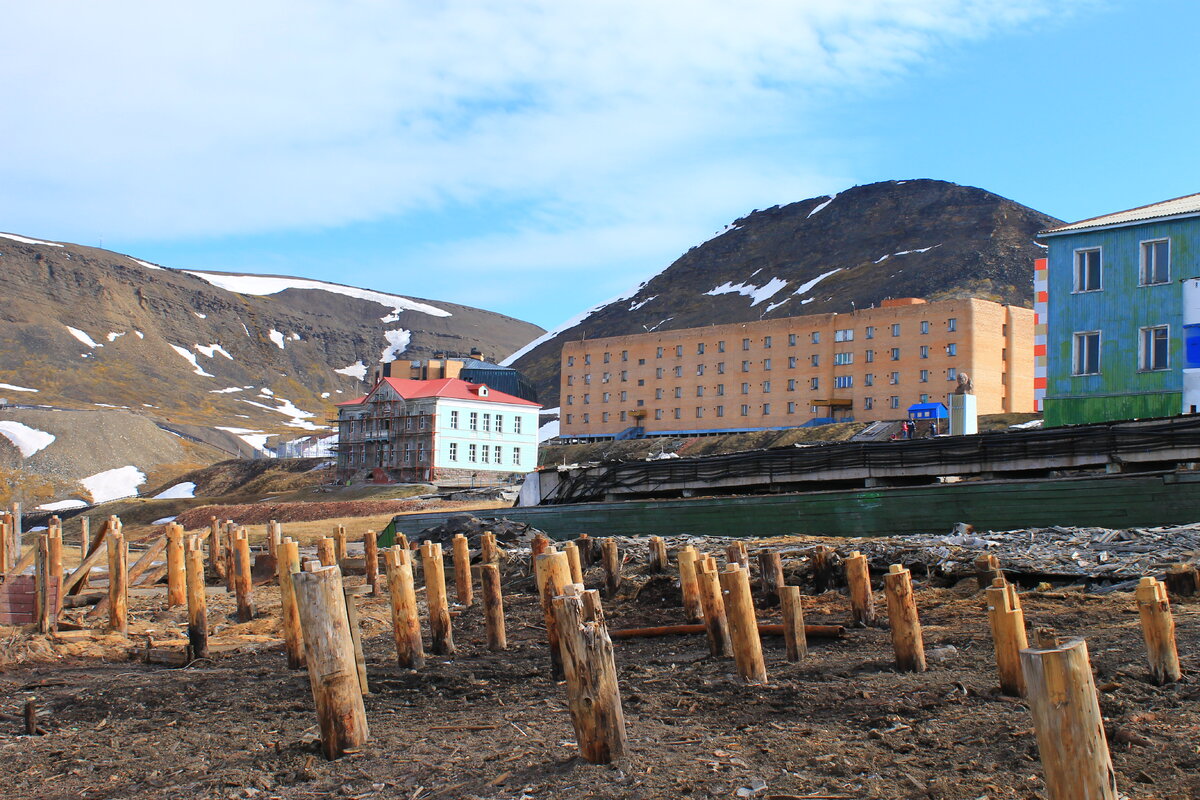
[1,552,1197,799]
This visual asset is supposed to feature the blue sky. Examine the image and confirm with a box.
[3,1,1199,333]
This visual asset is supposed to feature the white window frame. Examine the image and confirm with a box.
[1139,325,1169,372]
[1140,238,1170,286]
[449,442,458,461]
[1073,330,1101,376]
[1073,247,1102,293]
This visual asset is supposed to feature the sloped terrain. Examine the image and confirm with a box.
[507,179,1060,405]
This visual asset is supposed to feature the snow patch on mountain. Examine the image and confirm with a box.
[82,465,146,504]
[792,268,842,296]
[169,344,215,377]
[0,421,56,457]
[380,330,411,363]
[66,326,101,348]
[183,271,452,319]
[336,361,368,380]
[705,277,789,306]
[0,232,63,247]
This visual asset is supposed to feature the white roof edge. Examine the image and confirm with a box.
[1039,208,1200,238]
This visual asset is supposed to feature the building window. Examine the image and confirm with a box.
[788,356,797,368]
[603,352,610,364]
[620,391,627,401]
[674,387,683,399]
[656,347,664,358]
[637,379,645,386]
[716,384,725,396]
[947,367,957,381]
[920,369,929,382]
[788,333,797,346]
[656,367,664,378]
[567,356,575,367]
[740,404,750,416]
[621,350,628,361]
[481,445,490,463]
[863,397,874,410]
[695,406,704,418]
[637,399,644,407]
[1074,248,1102,292]
[697,343,705,355]
[1073,331,1101,375]
[762,403,771,415]
[620,410,627,421]
[834,352,853,365]
[620,370,628,381]
[1141,239,1170,285]
[583,394,590,404]
[835,329,853,342]
[565,414,573,424]
[602,392,610,402]
[890,372,899,385]
[811,332,820,344]
[891,324,901,337]
[741,382,750,394]
[674,366,683,378]
[483,413,493,432]
[514,417,522,434]
[718,340,726,353]
[676,345,684,357]
[947,318,957,332]
[602,412,609,422]
[469,412,478,431]
[763,380,771,392]
[865,373,874,386]
[787,379,796,391]
[743,338,751,351]
[513,447,521,465]
[835,375,853,388]
[450,410,459,428]
[763,358,772,370]
[696,364,705,376]
[1140,326,1169,371]
[717,362,726,374]
[865,349,874,363]
[567,375,574,386]
[656,388,664,400]
[602,372,611,383]
[920,321,930,334]
[946,343,957,357]
[742,360,751,372]
[811,354,820,367]
[673,408,681,419]
[584,374,591,384]
[582,413,590,423]
[638,358,646,365]
[696,386,704,397]
[890,396,900,409]
[810,377,819,390]
[419,446,427,463]
[449,442,458,461]
[584,354,591,365]
[890,348,900,361]
[468,443,477,461]
[920,345,929,359]
[920,394,929,403]
[654,409,663,420]
[716,405,725,417]
[495,415,503,432]
[865,326,875,339]
[764,336,772,348]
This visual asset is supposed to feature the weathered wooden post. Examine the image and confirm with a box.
[481,563,507,651]
[224,521,237,592]
[317,537,337,568]
[233,529,255,622]
[480,530,497,565]
[384,546,424,668]
[986,577,1028,696]
[563,540,584,584]
[601,537,621,598]
[363,530,379,596]
[184,537,208,659]
[334,524,348,564]
[451,533,473,607]
[278,538,305,669]
[47,526,62,615]
[35,534,55,634]
[207,516,224,582]
[1135,576,1182,685]
[552,588,627,764]
[342,587,370,695]
[0,519,8,574]
[166,524,186,608]
[1020,638,1117,800]
[725,540,749,570]
[758,550,785,603]
[844,550,875,626]
[108,528,128,635]
[780,585,807,662]
[884,564,925,672]
[974,553,1003,590]
[576,533,593,567]
[530,532,550,573]
[10,502,21,569]
[292,565,369,760]
[648,536,668,572]
[696,555,731,657]
[267,520,281,559]
[1164,563,1199,596]
[420,541,455,655]
[78,517,91,588]
[719,564,767,684]
[810,544,835,592]
[677,545,704,622]
[536,550,573,676]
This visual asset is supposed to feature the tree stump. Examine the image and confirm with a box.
[552,590,627,764]
[452,533,473,608]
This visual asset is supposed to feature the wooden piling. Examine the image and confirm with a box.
[563,541,584,584]
[278,538,305,669]
[166,524,186,608]
[780,585,807,662]
[342,587,369,695]
[107,529,128,635]
[233,530,255,622]
[78,518,91,588]
[35,534,55,634]
[452,533,473,607]
[481,563,507,651]
[530,532,550,573]
[719,564,767,684]
[334,525,347,564]
[648,536,668,572]
[552,590,627,764]
[384,546,424,668]
[184,537,208,659]
[696,556,731,657]
[208,517,225,581]
[46,527,62,616]
[883,564,925,672]
[317,537,337,568]
[844,550,876,626]
[224,521,236,592]
[420,541,455,655]
[677,546,704,622]
[576,534,593,567]
[292,565,369,760]
[810,544,835,592]
[480,530,497,565]
[986,578,1028,696]
[1135,576,1182,685]
[974,553,1003,590]
[1020,638,1117,800]
[1164,563,1199,597]
[725,540,749,570]
[601,537,620,598]
[536,550,573,677]
[363,530,379,596]
[758,550,785,603]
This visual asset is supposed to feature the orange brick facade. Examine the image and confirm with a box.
[558,298,1034,438]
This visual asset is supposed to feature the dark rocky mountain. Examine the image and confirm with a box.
[0,233,543,444]
[506,179,1060,405]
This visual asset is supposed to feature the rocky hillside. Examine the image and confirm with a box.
[0,233,544,446]
[505,179,1060,405]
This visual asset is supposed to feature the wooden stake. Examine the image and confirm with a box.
[648,536,668,572]
[334,525,347,564]
[46,527,62,616]
[986,578,1028,696]
[601,537,620,598]
[62,520,110,595]
[224,521,236,592]
[974,553,1003,590]
[209,517,225,582]
[1020,638,1117,800]
[884,564,925,672]
[343,587,369,695]
[317,537,337,568]
[719,564,767,684]
[677,546,704,622]
[530,532,550,573]
[278,538,305,669]
[451,533,473,607]
[1164,563,1199,597]
[233,530,255,622]
[480,530,497,565]
[757,550,785,603]
[35,534,55,634]
[725,540,749,570]
[185,537,208,659]
[384,546,424,668]
[79,518,90,588]
[1135,577,1182,685]
[23,699,39,736]
[535,550,573,677]
[844,550,876,626]
[810,544,835,592]
[363,530,379,596]
[107,529,128,635]
[481,563,507,651]
[166,525,186,608]
[552,590,627,764]
[267,520,279,558]
[563,541,584,584]
[696,556,731,657]
[780,585,807,662]
[419,541,454,655]
[576,534,593,567]
[292,565,369,760]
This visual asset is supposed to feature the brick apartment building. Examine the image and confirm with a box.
[558,297,1034,439]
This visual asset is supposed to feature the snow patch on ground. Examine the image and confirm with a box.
[0,382,38,393]
[1009,419,1044,430]
[216,426,273,453]
[38,499,88,511]
[169,344,215,377]
[210,387,242,394]
[807,193,838,218]
[705,277,789,307]
[106,332,125,342]
[0,421,56,457]
[380,330,411,363]
[134,331,144,339]
[127,256,162,270]
[268,330,286,349]
[538,419,560,442]
[194,312,207,319]
[151,516,177,525]
[628,296,656,311]
[195,343,233,359]
[82,466,146,504]
[66,326,101,348]
[335,361,368,380]
[792,268,842,296]
[153,481,196,499]
[183,272,452,318]
[238,396,321,430]
[0,232,63,247]
[321,392,331,399]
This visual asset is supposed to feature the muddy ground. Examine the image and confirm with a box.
[1,556,1198,800]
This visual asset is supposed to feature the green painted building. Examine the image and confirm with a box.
[1040,192,1200,426]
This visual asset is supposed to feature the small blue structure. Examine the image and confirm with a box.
[907,402,948,420]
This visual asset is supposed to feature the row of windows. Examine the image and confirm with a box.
[564,319,962,366]
[447,441,523,465]
[1073,239,1171,293]
[1072,325,1169,375]
[447,410,524,434]
[564,393,946,425]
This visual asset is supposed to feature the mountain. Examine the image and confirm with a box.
[504,179,1060,406]
[0,232,544,453]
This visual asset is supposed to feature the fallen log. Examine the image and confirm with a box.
[610,622,845,640]
[61,592,105,608]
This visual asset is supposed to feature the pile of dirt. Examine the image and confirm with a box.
[414,513,546,546]
[174,499,430,529]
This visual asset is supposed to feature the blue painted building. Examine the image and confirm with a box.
[1040,192,1200,426]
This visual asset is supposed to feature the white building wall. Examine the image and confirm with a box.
[433,397,539,473]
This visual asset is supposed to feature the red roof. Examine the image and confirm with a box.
[337,377,540,408]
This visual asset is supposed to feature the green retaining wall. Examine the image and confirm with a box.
[1044,392,1181,427]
